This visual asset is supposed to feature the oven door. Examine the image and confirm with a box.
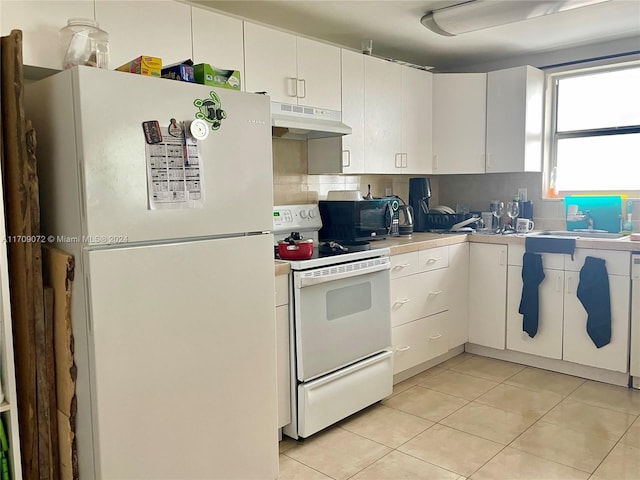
[293,257,391,381]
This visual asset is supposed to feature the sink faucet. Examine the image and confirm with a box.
[567,209,594,230]
[584,210,594,231]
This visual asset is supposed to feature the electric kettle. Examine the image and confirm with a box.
[398,205,414,236]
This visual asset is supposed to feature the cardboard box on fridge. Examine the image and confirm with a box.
[194,64,241,90]
[116,56,162,77]
[161,59,195,83]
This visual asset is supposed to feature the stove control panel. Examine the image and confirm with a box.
[273,204,322,233]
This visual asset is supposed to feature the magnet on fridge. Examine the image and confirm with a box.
[189,119,210,140]
[168,118,182,137]
[142,120,162,144]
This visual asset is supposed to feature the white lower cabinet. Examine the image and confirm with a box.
[468,243,507,349]
[506,265,564,359]
[506,245,631,373]
[392,312,449,374]
[506,247,565,359]
[563,251,630,372]
[390,245,462,375]
[447,243,469,348]
[391,268,449,327]
[275,274,291,428]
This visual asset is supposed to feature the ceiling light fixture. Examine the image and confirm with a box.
[420,0,612,36]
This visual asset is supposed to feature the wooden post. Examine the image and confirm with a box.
[42,246,76,480]
[1,29,51,479]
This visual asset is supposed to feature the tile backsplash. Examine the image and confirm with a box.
[272,138,435,206]
[272,138,640,232]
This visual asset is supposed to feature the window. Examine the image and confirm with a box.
[548,63,640,195]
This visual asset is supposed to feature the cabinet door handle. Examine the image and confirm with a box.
[393,263,411,270]
[428,290,444,297]
[342,150,351,167]
[396,345,411,352]
[481,153,486,170]
[395,153,402,168]
[566,275,573,294]
[298,78,306,99]
[429,333,442,340]
[402,153,408,168]
[394,298,411,306]
[288,77,298,97]
[499,250,505,266]
[556,275,561,292]
[487,153,493,169]
[426,257,440,264]
[433,154,438,171]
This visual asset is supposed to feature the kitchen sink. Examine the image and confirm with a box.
[529,230,629,240]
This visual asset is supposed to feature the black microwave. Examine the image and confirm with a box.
[318,198,400,242]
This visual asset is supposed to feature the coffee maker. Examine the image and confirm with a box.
[409,177,432,232]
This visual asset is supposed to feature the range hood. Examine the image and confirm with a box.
[271,101,352,140]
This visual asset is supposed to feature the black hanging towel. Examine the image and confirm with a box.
[577,256,611,348]
[519,252,545,338]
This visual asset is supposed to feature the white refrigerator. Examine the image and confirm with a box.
[25,67,278,479]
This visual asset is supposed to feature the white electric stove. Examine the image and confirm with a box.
[273,204,393,439]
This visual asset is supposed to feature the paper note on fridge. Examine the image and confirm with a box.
[145,126,204,210]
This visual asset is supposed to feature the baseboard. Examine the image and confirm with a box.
[393,344,465,384]
[465,343,630,387]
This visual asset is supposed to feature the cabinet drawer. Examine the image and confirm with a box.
[419,246,449,272]
[392,311,450,374]
[565,249,630,275]
[508,244,564,270]
[391,269,449,327]
[390,251,420,279]
[275,274,289,307]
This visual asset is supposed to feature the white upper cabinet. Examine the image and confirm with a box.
[310,51,432,175]
[364,56,432,174]
[95,0,192,69]
[401,66,433,174]
[486,65,544,173]
[244,23,297,101]
[432,73,487,174]
[364,55,402,174]
[296,36,341,111]
[191,6,244,89]
[243,23,341,111]
[340,49,365,173]
[0,0,95,70]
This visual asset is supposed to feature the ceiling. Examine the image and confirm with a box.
[191,0,640,71]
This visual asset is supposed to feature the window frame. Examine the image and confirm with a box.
[544,58,640,198]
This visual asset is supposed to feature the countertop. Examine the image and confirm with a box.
[274,231,640,275]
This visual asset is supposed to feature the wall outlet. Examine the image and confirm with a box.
[517,188,528,202]
[385,188,392,196]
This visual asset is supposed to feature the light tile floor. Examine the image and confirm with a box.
[278,353,640,480]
